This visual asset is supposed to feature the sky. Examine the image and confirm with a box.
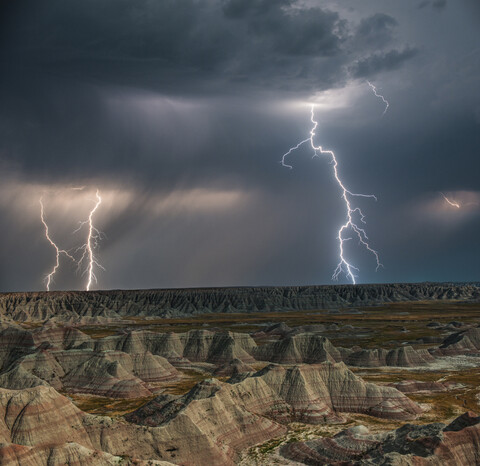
[0,0,479,292]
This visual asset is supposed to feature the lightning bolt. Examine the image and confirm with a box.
[281,105,382,284]
[39,198,75,291]
[440,192,461,208]
[367,81,389,116]
[74,190,105,291]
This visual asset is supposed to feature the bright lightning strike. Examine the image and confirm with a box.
[39,198,75,291]
[367,81,389,116]
[441,192,461,208]
[74,190,105,291]
[281,105,382,284]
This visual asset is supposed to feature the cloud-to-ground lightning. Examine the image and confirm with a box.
[441,192,461,208]
[367,81,389,116]
[39,197,75,291]
[281,105,382,284]
[74,190,105,291]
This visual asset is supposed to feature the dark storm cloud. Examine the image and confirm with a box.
[1,0,343,90]
[0,0,416,94]
[0,0,479,292]
[354,14,398,48]
[418,0,447,11]
[0,0,416,188]
[461,0,480,18]
[222,0,289,18]
[350,46,418,78]
[0,0,415,185]
[432,0,447,10]
[223,0,344,56]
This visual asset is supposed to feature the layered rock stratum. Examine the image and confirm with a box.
[0,325,181,397]
[253,332,436,368]
[0,319,464,403]
[0,323,445,399]
[0,362,421,465]
[128,363,421,426]
[1,283,478,321]
[280,411,480,465]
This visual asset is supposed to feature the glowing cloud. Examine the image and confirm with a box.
[440,191,480,210]
[441,192,461,208]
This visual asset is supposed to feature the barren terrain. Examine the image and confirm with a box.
[1,283,480,465]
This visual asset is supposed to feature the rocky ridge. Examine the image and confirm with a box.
[0,361,421,465]
[1,283,478,321]
[253,332,436,368]
[280,411,480,465]
[0,322,466,400]
[434,326,480,355]
[0,325,181,398]
[128,363,421,426]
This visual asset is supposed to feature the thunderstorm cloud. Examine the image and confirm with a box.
[0,0,479,291]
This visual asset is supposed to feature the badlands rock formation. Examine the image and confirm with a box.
[346,345,435,367]
[254,332,435,368]
[389,379,451,393]
[1,283,478,321]
[0,363,420,465]
[252,322,294,339]
[0,384,219,465]
[253,333,346,364]
[212,358,254,377]
[0,323,445,400]
[90,329,257,365]
[1,326,255,397]
[280,411,480,465]
[435,326,480,355]
[0,443,176,465]
[0,325,180,397]
[1,284,479,464]
[129,363,421,426]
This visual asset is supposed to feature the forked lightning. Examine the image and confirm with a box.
[74,190,105,291]
[281,105,382,284]
[39,197,75,290]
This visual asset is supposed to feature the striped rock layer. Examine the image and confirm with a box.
[280,411,480,465]
[0,362,421,466]
[1,283,478,321]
